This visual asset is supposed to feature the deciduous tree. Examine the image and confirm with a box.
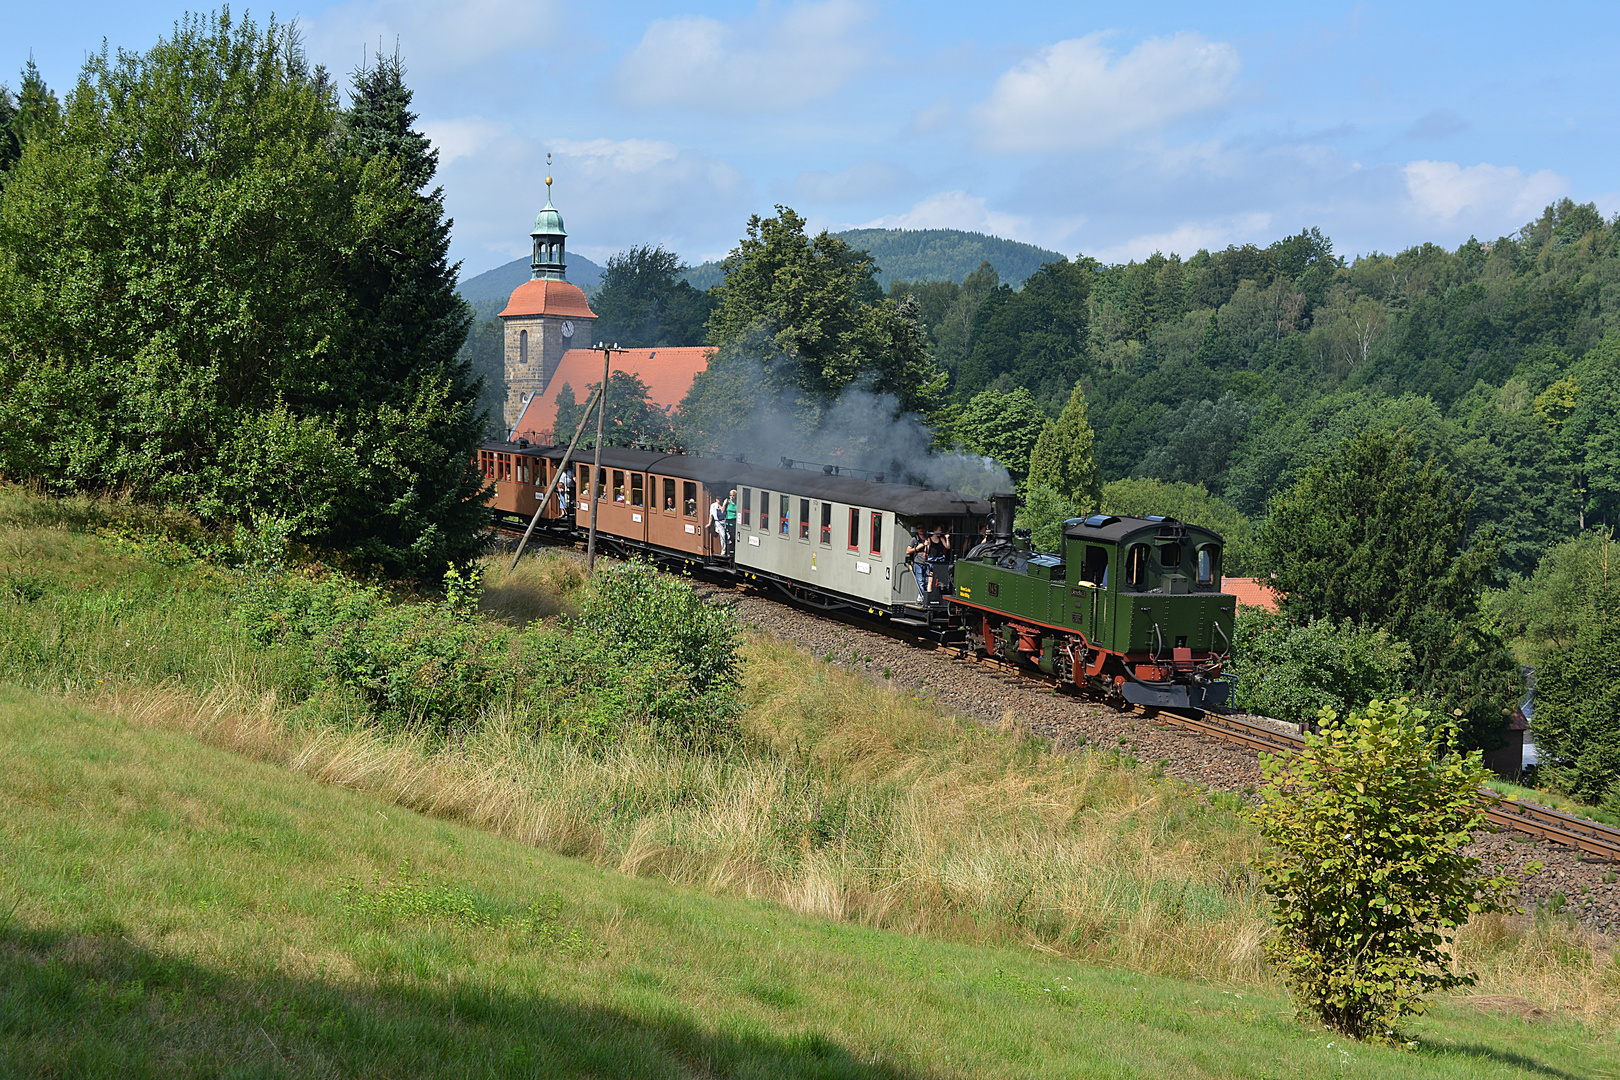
[953,386,1046,485]
[0,13,484,578]
[1252,698,1523,1042]
[591,244,712,348]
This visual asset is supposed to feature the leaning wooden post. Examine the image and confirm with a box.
[507,383,603,571]
[585,342,619,573]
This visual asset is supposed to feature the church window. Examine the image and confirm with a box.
[519,329,528,364]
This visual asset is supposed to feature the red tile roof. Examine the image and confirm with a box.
[498,279,597,319]
[1223,577,1280,611]
[508,347,714,442]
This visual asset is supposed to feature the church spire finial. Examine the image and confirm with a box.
[545,152,552,194]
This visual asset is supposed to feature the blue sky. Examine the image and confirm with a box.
[9,1,1619,279]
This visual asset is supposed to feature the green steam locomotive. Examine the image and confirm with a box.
[951,495,1236,712]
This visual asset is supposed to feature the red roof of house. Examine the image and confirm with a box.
[507,346,714,442]
[1223,577,1280,611]
[498,279,597,319]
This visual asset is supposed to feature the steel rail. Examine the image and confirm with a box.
[1141,706,1620,862]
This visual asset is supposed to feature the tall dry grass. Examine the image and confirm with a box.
[89,648,1273,983]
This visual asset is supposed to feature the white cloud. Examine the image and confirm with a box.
[857,191,1032,242]
[304,0,564,78]
[1402,160,1567,227]
[971,32,1241,154]
[420,117,507,166]
[614,0,875,112]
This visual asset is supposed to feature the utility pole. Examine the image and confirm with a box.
[507,383,602,571]
[586,342,623,573]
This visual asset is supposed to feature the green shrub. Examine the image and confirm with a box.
[515,627,737,750]
[1229,607,1411,727]
[232,556,742,747]
[1251,698,1524,1042]
[574,560,742,698]
[235,564,512,733]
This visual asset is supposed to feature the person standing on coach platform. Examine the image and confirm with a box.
[725,490,738,556]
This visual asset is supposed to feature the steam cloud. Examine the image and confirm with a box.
[697,356,1013,498]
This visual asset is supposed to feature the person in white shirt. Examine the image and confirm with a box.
[710,496,727,554]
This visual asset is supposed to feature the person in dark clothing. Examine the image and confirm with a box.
[905,526,929,600]
[923,527,952,595]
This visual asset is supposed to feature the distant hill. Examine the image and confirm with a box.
[457,253,604,320]
[456,228,1065,315]
[681,228,1065,292]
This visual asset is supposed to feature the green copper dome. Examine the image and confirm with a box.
[531,194,567,238]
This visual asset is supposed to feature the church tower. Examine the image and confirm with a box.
[498,160,597,432]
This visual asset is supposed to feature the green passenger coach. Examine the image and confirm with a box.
[951,496,1237,712]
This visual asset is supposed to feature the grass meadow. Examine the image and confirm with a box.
[0,485,1616,1075]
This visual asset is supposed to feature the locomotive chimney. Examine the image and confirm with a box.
[992,492,1017,541]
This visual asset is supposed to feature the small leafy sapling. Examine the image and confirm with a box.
[1250,697,1530,1042]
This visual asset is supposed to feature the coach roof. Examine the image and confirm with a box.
[733,466,991,517]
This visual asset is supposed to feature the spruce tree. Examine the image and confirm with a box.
[335,48,485,573]
[0,59,60,189]
[1028,383,1101,507]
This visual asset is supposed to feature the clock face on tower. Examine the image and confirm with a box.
[561,320,574,339]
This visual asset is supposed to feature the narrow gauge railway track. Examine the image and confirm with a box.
[496,524,1620,863]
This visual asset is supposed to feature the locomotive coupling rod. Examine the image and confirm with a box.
[508,383,604,571]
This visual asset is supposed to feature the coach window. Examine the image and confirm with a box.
[757,491,770,529]
[499,454,511,481]
[820,502,832,544]
[630,473,644,508]
[848,508,861,551]
[870,512,882,554]
[1125,544,1150,589]
[1159,543,1182,569]
[741,488,752,527]
[683,482,698,517]
[663,478,677,513]
[519,329,528,365]
[779,494,790,535]
[612,470,626,503]
[799,499,811,540]
[1196,544,1219,586]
